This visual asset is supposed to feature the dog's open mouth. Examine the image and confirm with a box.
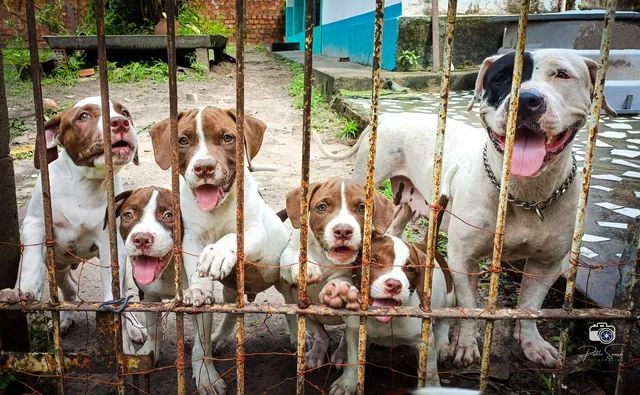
[328,245,357,263]
[131,252,172,286]
[488,123,579,177]
[111,139,133,157]
[370,298,401,323]
[193,184,225,212]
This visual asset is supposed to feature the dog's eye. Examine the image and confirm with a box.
[121,110,131,118]
[556,70,571,79]
[222,133,235,143]
[357,203,366,213]
[405,265,417,273]
[316,203,327,212]
[122,211,134,221]
[79,112,91,121]
[178,136,189,146]
[163,211,174,221]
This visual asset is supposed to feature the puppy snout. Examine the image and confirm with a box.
[132,232,154,250]
[384,279,402,296]
[333,224,353,241]
[518,91,545,118]
[193,159,216,179]
[110,117,130,134]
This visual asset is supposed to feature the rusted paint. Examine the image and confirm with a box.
[235,1,247,393]
[164,2,186,393]
[94,2,125,393]
[479,0,530,391]
[356,2,385,392]
[556,3,617,393]
[25,2,64,393]
[417,0,457,388]
[0,301,633,319]
[0,352,153,374]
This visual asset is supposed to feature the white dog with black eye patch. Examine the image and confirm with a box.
[315,49,615,369]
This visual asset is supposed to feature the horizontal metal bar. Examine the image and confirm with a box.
[0,302,633,320]
[0,352,154,374]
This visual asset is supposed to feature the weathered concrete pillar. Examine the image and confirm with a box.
[0,44,29,353]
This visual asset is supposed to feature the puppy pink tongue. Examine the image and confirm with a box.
[511,133,546,177]
[133,256,159,285]
[372,299,396,323]
[194,185,222,211]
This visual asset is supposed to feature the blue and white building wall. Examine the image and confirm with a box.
[285,0,402,70]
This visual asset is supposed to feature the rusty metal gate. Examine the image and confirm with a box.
[0,0,637,393]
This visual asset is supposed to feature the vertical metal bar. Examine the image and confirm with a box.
[356,1,385,394]
[430,0,440,72]
[614,242,639,395]
[478,0,529,391]
[296,0,314,392]
[25,2,64,393]
[417,0,457,387]
[235,0,247,393]
[556,3,616,392]
[165,2,187,394]
[95,1,125,393]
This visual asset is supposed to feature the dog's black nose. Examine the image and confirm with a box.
[333,224,353,241]
[518,91,545,118]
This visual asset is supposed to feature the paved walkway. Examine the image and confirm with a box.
[345,91,640,307]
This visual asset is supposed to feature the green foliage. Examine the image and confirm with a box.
[338,119,359,140]
[0,373,15,390]
[79,0,155,35]
[37,1,67,34]
[378,179,393,200]
[28,312,51,353]
[399,50,421,69]
[107,61,168,83]
[177,2,234,37]
[9,118,29,139]
[288,63,322,109]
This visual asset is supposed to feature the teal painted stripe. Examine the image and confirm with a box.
[320,3,401,70]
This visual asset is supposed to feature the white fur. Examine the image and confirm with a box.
[330,235,454,395]
[322,182,362,265]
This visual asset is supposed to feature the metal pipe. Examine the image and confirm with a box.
[418,0,457,387]
[25,2,64,393]
[164,1,186,393]
[431,0,440,72]
[479,0,530,391]
[556,4,617,391]
[356,1,385,393]
[0,302,632,319]
[94,1,125,393]
[235,0,247,393]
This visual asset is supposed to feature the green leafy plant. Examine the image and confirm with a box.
[288,63,322,109]
[28,312,52,353]
[399,49,421,69]
[9,118,29,139]
[177,2,234,37]
[338,119,359,140]
[79,0,156,35]
[378,179,393,200]
[37,1,67,34]
[107,61,168,83]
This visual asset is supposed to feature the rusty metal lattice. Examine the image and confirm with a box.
[0,0,637,394]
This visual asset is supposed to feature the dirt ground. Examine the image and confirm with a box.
[5,49,626,395]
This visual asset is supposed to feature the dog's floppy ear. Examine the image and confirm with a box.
[406,243,428,301]
[103,189,134,230]
[467,54,502,111]
[373,191,394,234]
[149,110,191,170]
[285,182,320,229]
[583,57,617,118]
[225,110,267,160]
[34,115,62,169]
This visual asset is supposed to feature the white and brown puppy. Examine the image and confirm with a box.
[317,49,614,368]
[330,232,455,395]
[150,107,289,394]
[0,96,145,343]
[280,177,394,368]
[112,187,177,360]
